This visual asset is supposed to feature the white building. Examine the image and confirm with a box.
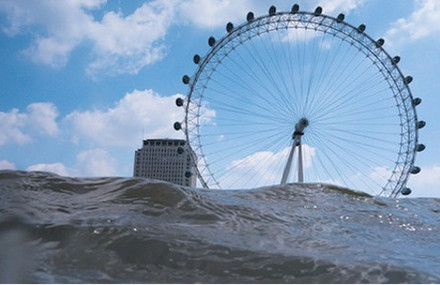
[133,139,197,187]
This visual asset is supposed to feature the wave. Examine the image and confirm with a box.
[1,170,439,283]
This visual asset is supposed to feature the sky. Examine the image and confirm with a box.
[0,0,439,197]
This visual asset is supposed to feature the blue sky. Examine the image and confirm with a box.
[0,0,439,197]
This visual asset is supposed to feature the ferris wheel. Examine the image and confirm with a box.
[174,4,425,197]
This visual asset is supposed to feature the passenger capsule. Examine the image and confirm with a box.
[314,6,323,16]
[269,5,276,16]
[357,24,366,33]
[175,97,184,107]
[401,187,412,196]
[208,36,216,47]
[247,11,254,22]
[226,22,234,33]
[410,166,421,174]
[416,144,426,152]
[376,38,385,48]
[173,122,182,131]
[291,4,299,13]
[185,171,192,178]
[177,146,184,154]
[392,56,401,65]
[404,76,413,85]
[417,120,426,129]
[412,97,422,106]
[193,54,201,64]
[182,75,190,85]
[336,13,345,23]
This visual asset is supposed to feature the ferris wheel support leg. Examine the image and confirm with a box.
[280,141,296,184]
[298,136,304,183]
[280,118,309,185]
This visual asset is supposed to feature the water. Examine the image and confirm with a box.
[1,170,439,283]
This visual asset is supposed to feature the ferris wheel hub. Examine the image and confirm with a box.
[293,117,309,136]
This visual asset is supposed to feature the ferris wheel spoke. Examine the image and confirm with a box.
[212,55,293,117]
[307,134,353,188]
[314,102,396,123]
[310,58,380,118]
[203,95,289,124]
[303,29,329,116]
[260,33,301,112]
[206,113,290,125]
[322,139,398,167]
[306,35,343,111]
[243,38,295,112]
[316,56,373,105]
[309,40,355,108]
[335,72,386,105]
[319,127,399,149]
[210,131,289,178]
[321,128,398,151]
[337,86,394,110]
[211,133,289,161]
[230,49,293,113]
[273,27,325,117]
[265,34,295,110]
[201,128,285,142]
[202,129,288,157]
[311,147,342,185]
[331,105,396,121]
[307,133,384,193]
[209,70,272,106]
[322,114,398,125]
[328,71,388,109]
[206,82,291,121]
[216,142,289,186]
[208,118,289,128]
[308,127,393,169]
[279,28,299,103]
[318,132,398,166]
[312,46,363,103]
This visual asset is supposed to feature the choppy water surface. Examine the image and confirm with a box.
[0,170,439,283]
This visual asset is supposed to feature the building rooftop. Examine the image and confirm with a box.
[142,138,186,147]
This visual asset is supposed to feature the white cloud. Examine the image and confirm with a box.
[178,0,254,28]
[74,148,117,176]
[0,0,105,68]
[0,102,59,146]
[281,28,317,43]
[0,0,368,76]
[0,108,30,145]
[228,145,315,172]
[177,0,366,30]
[64,89,185,147]
[177,0,365,29]
[86,1,174,77]
[0,160,16,170]
[313,0,366,14]
[0,0,173,75]
[27,103,59,135]
[407,164,440,197]
[385,0,440,44]
[27,162,71,176]
[369,166,392,182]
[26,148,117,177]
[0,0,105,36]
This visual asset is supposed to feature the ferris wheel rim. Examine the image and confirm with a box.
[181,6,421,197]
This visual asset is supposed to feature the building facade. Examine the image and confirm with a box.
[133,139,197,187]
